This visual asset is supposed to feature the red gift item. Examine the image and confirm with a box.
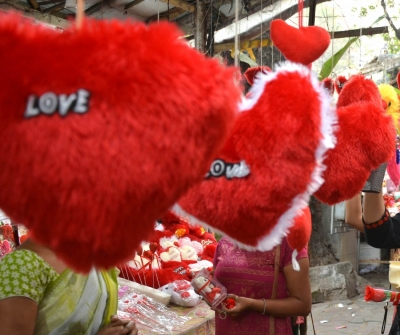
[365,286,400,305]
[222,298,236,309]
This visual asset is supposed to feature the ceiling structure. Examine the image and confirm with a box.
[0,0,390,58]
[0,0,329,50]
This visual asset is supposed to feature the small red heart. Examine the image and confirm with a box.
[270,19,331,65]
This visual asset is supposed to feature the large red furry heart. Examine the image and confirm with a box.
[314,75,396,205]
[270,19,330,65]
[174,62,336,251]
[0,13,240,272]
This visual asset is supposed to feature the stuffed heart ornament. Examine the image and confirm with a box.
[286,207,311,271]
[173,62,336,251]
[270,19,331,66]
[314,75,396,205]
[0,13,240,272]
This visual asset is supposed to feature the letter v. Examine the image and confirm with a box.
[59,93,77,116]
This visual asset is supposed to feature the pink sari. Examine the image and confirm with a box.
[213,237,307,335]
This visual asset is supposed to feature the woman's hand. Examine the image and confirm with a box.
[221,294,249,317]
[97,315,138,335]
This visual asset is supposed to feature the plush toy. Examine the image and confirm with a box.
[0,13,241,272]
[178,237,203,256]
[314,75,396,205]
[174,59,336,251]
[192,275,222,304]
[171,19,335,252]
[270,19,331,66]
[378,83,400,133]
[243,66,271,86]
[158,280,202,307]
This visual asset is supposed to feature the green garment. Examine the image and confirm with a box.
[0,249,117,335]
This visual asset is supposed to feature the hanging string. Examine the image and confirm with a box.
[279,0,282,63]
[76,0,84,29]
[260,0,263,65]
[298,0,303,28]
[234,0,239,66]
[157,0,160,22]
[331,0,335,78]
[358,0,362,71]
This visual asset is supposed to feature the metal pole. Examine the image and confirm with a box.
[195,0,206,53]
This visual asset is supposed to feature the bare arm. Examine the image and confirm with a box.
[0,297,37,335]
[223,258,311,317]
[363,192,386,223]
[345,193,364,232]
[345,192,386,231]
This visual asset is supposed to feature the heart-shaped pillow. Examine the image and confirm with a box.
[160,247,182,263]
[314,75,396,205]
[174,62,336,251]
[270,19,331,65]
[0,13,240,272]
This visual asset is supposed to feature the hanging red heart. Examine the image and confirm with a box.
[0,13,240,272]
[270,19,331,65]
[174,62,336,251]
[314,75,395,205]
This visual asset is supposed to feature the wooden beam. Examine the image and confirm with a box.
[330,26,389,39]
[124,0,145,10]
[85,1,103,15]
[37,0,64,6]
[28,0,40,10]
[41,1,64,13]
[146,7,186,23]
[158,0,195,13]
[214,38,272,53]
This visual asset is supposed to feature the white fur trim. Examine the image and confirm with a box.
[292,249,300,272]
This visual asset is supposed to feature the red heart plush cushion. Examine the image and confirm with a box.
[174,62,336,251]
[314,75,396,205]
[270,19,331,65]
[0,13,240,272]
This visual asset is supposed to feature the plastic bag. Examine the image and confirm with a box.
[118,285,190,334]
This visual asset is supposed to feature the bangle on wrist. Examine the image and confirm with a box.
[261,298,266,315]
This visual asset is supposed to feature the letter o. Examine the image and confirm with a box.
[39,92,58,114]
[209,159,225,177]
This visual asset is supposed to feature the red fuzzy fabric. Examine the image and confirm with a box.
[202,243,217,262]
[176,63,332,250]
[0,13,240,272]
[322,78,335,96]
[315,75,396,204]
[287,207,311,252]
[334,76,348,94]
[243,66,271,86]
[270,19,330,65]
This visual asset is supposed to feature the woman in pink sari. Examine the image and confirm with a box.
[213,236,311,335]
